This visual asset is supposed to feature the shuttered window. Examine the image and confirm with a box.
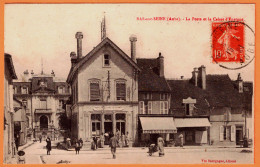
[139,101,144,114]
[116,81,126,101]
[148,101,152,114]
[90,81,101,101]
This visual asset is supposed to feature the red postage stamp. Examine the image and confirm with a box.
[212,22,244,63]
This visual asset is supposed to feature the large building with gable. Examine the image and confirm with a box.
[67,32,140,145]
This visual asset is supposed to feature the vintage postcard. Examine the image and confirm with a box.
[2,2,257,165]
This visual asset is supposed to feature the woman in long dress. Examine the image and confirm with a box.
[157,135,165,157]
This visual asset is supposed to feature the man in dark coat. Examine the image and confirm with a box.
[109,133,117,159]
[46,137,52,155]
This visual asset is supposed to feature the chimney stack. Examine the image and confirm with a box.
[75,32,83,59]
[192,68,199,86]
[198,65,206,90]
[129,35,137,63]
[23,69,29,82]
[70,52,77,67]
[237,73,243,93]
[157,52,164,77]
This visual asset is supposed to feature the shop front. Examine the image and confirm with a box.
[138,116,177,146]
[174,118,211,146]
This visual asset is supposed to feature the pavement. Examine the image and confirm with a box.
[20,140,253,164]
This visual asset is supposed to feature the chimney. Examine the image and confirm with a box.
[51,70,55,77]
[70,52,77,67]
[23,69,29,82]
[237,73,243,93]
[75,32,83,59]
[181,76,184,79]
[129,35,137,63]
[157,52,164,77]
[31,70,34,75]
[198,65,206,90]
[192,68,199,86]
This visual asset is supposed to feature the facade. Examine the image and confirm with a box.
[136,55,175,146]
[4,53,18,163]
[13,70,70,140]
[167,66,253,146]
[67,33,140,146]
[13,98,27,146]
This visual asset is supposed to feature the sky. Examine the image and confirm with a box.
[4,4,255,82]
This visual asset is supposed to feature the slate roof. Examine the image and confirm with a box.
[67,37,141,84]
[137,58,171,92]
[167,74,250,115]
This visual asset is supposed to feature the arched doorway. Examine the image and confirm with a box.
[40,115,48,130]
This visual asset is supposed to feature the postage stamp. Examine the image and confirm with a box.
[211,21,255,70]
[212,22,244,63]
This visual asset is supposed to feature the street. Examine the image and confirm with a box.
[22,141,254,164]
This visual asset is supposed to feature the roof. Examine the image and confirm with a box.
[139,117,177,133]
[67,37,141,84]
[4,53,17,79]
[167,74,246,115]
[175,118,211,128]
[137,58,171,92]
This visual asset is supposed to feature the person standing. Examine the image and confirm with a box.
[109,133,117,159]
[121,133,125,147]
[157,135,165,157]
[75,139,81,154]
[79,138,83,149]
[125,132,129,147]
[179,133,184,147]
[100,133,104,148]
[46,137,52,155]
[116,129,120,147]
[39,135,42,143]
[15,133,20,151]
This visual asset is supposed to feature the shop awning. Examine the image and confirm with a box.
[174,118,211,128]
[140,117,177,134]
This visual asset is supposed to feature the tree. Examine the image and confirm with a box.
[58,113,71,130]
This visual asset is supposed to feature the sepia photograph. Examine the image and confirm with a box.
[3,3,255,164]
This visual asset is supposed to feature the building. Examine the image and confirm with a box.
[167,66,253,146]
[136,54,175,146]
[13,98,27,147]
[67,32,140,146]
[13,70,70,140]
[4,53,18,163]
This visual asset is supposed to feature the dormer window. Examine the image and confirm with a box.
[58,86,65,94]
[183,97,196,116]
[103,54,110,67]
[21,86,28,94]
[185,104,194,116]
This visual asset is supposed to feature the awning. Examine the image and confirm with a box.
[140,117,177,134]
[175,118,211,128]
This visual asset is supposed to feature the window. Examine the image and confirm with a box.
[160,93,168,100]
[116,114,126,135]
[22,99,27,108]
[116,81,126,101]
[139,101,144,114]
[160,101,168,114]
[21,87,28,94]
[13,86,17,94]
[148,101,152,114]
[58,86,65,94]
[143,93,152,100]
[103,54,110,67]
[91,114,101,136]
[90,81,101,101]
[59,100,64,109]
[40,99,47,109]
[185,104,194,116]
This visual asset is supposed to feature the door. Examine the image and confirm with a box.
[40,115,48,130]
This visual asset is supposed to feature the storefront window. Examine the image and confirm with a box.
[91,114,101,136]
[116,114,125,135]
